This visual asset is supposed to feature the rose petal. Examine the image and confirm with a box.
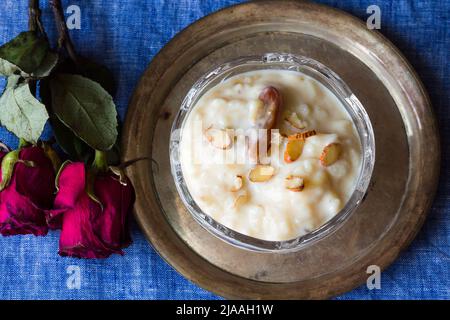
[0,147,54,236]
[94,173,134,250]
[15,147,55,209]
[47,162,86,229]
[58,193,122,259]
[55,163,134,259]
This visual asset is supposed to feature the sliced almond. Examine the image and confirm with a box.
[249,165,275,182]
[285,112,307,130]
[284,138,305,163]
[288,130,317,141]
[285,175,305,192]
[205,127,232,150]
[233,191,249,208]
[320,143,342,167]
[248,87,282,163]
[249,99,264,124]
[231,175,243,192]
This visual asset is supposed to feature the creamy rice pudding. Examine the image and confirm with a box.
[179,70,362,241]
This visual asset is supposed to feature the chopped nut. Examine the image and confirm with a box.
[285,112,307,130]
[249,165,275,182]
[233,191,249,208]
[285,175,305,192]
[231,175,243,192]
[249,87,282,163]
[284,138,305,163]
[288,130,317,141]
[320,143,342,166]
[205,127,232,149]
[256,87,281,130]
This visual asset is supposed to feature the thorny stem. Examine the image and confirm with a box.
[50,0,78,64]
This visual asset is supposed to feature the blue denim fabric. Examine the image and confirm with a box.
[0,0,448,299]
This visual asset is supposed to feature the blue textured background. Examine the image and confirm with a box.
[0,0,448,300]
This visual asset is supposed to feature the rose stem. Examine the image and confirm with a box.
[29,0,47,39]
[49,0,79,64]
[28,0,38,31]
[27,0,40,103]
[18,138,30,149]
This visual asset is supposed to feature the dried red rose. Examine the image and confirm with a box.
[0,146,56,236]
[49,162,134,259]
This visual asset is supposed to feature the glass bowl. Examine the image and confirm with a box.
[170,53,375,252]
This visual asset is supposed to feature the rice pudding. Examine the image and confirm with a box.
[179,70,362,241]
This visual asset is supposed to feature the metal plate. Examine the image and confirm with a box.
[122,0,439,299]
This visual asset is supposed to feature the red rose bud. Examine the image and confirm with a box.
[50,161,134,259]
[0,146,56,236]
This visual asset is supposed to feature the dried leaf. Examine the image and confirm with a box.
[0,31,49,75]
[50,74,118,151]
[0,75,49,143]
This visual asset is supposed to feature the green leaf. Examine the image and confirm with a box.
[51,115,94,163]
[0,51,58,78]
[41,78,94,163]
[31,51,58,78]
[0,31,49,74]
[0,75,49,143]
[0,33,57,78]
[50,74,118,151]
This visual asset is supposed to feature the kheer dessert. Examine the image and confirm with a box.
[179,70,362,241]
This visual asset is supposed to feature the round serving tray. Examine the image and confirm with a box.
[122,0,439,299]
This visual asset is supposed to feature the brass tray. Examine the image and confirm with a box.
[122,0,439,299]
